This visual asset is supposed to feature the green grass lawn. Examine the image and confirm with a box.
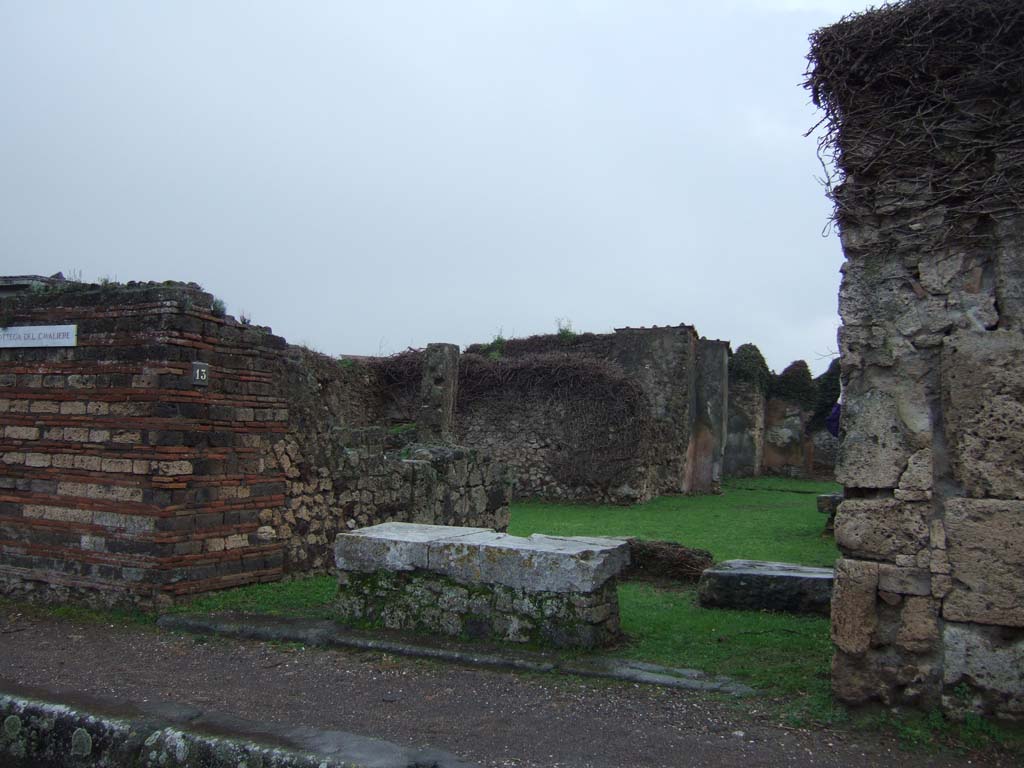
[510,477,840,567]
[509,476,840,708]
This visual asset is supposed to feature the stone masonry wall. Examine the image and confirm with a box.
[723,381,764,477]
[809,1,1024,719]
[272,431,510,572]
[689,339,729,492]
[761,398,813,478]
[0,281,508,604]
[336,571,619,649]
[0,282,288,606]
[457,325,727,504]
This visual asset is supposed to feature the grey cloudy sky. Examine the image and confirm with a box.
[1,1,868,375]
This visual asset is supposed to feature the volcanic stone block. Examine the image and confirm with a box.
[418,343,460,443]
[834,499,930,562]
[333,522,493,573]
[831,558,878,656]
[429,531,630,593]
[941,330,1024,500]
[943,498,1024,627]
[697,560,833,616]
[836,388,921,488]
[943,621,1024,718]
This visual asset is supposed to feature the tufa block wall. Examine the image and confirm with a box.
[808,0,1024,718]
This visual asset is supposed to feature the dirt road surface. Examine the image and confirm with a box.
[0,605,1007,767]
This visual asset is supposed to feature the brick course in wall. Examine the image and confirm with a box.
[0,283,288,606]
[0,281,509,605]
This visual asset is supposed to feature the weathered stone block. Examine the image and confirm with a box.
[943,498,1024,627]
[430,531,630,593]
[697,560,832,616]
[834,499,929,562]
[877,563,931,596]
[335,522,493,572]
[943,621,1024,718]
[835,388,919,488]
[418,343,459,443]
[941,329,1024,500]
[895,448,932,501]
[831,558,878,656]
[895,596,940,653]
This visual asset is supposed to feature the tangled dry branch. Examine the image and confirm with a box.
[805,0,1024,239]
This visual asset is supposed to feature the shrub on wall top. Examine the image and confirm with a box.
[769,360,818,411]
[729,344,771,393]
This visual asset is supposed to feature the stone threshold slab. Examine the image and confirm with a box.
[0,680,475,768]
[157,613,755,697]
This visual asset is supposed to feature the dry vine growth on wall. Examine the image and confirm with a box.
[372,349,652,492]
[806,0,1024,237]
[807,0,1024,716]
[459,353,652,490]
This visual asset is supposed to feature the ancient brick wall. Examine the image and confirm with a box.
[0,282,288,606]
[0,281,508,605]
[808,0,1024,718]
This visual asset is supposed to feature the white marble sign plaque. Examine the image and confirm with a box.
[0,325,78,348]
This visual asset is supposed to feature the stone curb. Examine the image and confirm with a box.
[0,683,477,768]
[157,613,756,697]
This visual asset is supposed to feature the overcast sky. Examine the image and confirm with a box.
[1,1,869,375]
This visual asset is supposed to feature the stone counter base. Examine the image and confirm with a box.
[335,570,621,648]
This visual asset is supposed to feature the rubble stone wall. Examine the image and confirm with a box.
[761,398,813,478]
[336,570,619,649]
[723,381,764,477]
[457,325,728,504]
[457,387,648,503]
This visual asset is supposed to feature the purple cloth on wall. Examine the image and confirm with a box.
[826,403,841,437]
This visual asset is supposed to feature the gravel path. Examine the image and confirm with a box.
[0,605,1003,768]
